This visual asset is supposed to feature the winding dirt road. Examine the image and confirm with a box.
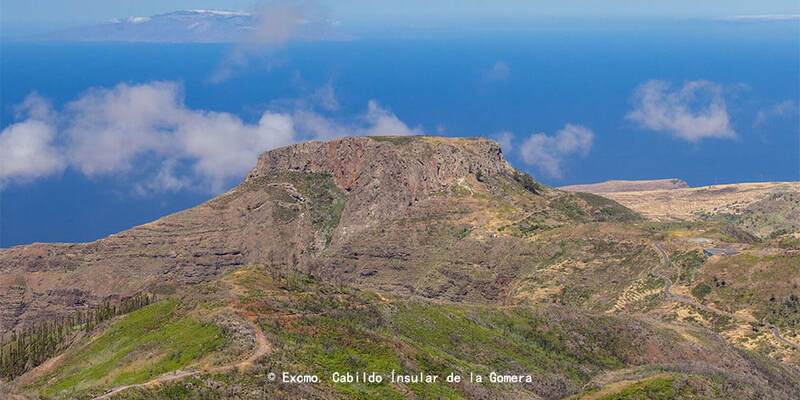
[651,242,800,351]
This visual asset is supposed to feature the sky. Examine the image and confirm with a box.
[0,1,799,247]
[3,0,800,35]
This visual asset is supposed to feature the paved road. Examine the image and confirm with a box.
[767,322,800,350]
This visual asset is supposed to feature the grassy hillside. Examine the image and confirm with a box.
[27,300,224,398]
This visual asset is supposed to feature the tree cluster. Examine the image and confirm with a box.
[0,293,153,379]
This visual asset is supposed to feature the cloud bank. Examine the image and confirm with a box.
[626,80,735,142]
[0,81,418,192]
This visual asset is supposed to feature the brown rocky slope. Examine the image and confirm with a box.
[0,136,635,333]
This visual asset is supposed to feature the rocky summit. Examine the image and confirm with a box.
[1,136,799,400]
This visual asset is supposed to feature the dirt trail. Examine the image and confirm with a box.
[578,373,673,400]
[651,242,800,351]
[93,317,270,400]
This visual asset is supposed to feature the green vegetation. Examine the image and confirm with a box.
[550,195,589,222]
[573,192,641,222]
[546,193,641,225]
[221,268,643,399]
[567,374,732,400]
[36,300,223,398]
[691,283,712,300]
[239,171,347,245]
[294,172,347,242]
[293,274,652,397]
[730,192,800,239]
[263,299,631,399]
[512,215,553,236]
[595,376,677,399]
[692,253,800,330]
[27,265,800,400]
[512,171,544,194]
[766,294,800,332]
[102,376,220,400]
[674,250,706,283]
[0,293,153,380]
[368,136,419,144]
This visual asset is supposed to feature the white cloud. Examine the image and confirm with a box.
[64,82,182,176]
[312,82,339,111]
[362,100,421,136]
[292,100,420,139]
[14,92,53,121]
[0,120,64,183]
[518,124,594,179]
[133,159,191,195]
[626,80,735,142]
[0,81,419,191]
[754,100,798,127]
[210,0,325,83]
[492,131,514,153]
[0,95,64,183]
[177,110,296,190]
[54,81,297,191]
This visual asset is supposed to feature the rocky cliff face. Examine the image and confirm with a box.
[0,136,632,333]
[246,136,515,227]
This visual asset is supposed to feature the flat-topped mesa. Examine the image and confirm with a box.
[244,136,516,222]
[561,178,689,193]
[246,136,514,190]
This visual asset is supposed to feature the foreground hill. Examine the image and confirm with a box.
[1,136,798,399]
[8,266,799,399]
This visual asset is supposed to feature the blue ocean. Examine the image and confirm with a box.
[1,20,798,246]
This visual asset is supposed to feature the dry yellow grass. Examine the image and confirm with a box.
[594,182,800,221]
